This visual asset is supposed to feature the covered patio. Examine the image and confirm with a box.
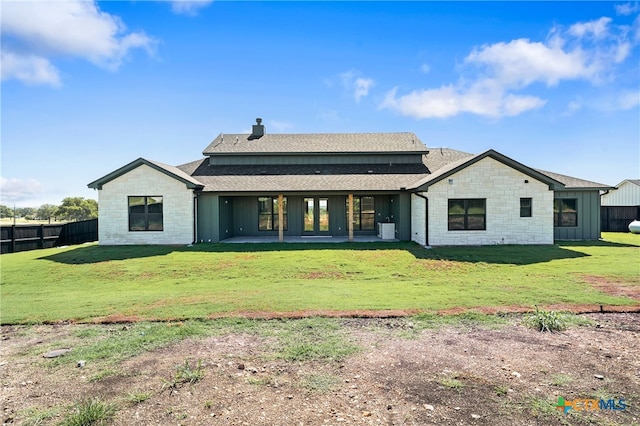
[220,235,398,243]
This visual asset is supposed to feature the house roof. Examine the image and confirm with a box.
[534,169,614,190]
[202,132,428,155]
[178,159,428,192]
[409,149,565,191]
[614,179,640,187]
[87,158,204,190]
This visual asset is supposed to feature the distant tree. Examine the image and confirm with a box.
[56,197,98,222]
[0,205,13,219]
[37,204,59,224]
[16,207,37,220]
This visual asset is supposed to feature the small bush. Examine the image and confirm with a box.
[523,307,568,332]
[438,374,465,391]
[299,374,340,393]
[162,359,205,394]
[125,391,152,404]
[60,398,117,426]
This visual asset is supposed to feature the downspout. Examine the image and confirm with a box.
[193,192,199,244]
[414,192,429,247]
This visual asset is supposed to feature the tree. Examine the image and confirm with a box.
[56,197,98,222]
[16,207,36,220]
[37,204,59,224]
[0,205,13,219]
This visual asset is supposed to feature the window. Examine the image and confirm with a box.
[129,196,163,231]
[258,196,287,231]
[520,198,532,217]
[347,196,375,230]
[448,199,486,230]
[554,199,577,227]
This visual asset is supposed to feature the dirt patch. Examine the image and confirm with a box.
[580,274,640,300]
[2,314,639,425]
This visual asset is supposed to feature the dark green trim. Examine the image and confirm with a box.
[87,158,204,190]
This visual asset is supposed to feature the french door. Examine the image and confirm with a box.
[303,197,330,235]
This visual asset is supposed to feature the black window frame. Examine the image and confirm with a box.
[554,199,578,227]
[347,196,376,231]
[128,196,163,231]
[258,196,287,231]
[520,198,532,218]
[448,198,486,231]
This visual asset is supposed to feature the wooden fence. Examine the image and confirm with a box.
[1,218,98,254]
[601,206,640,232]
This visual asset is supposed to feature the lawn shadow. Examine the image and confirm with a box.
[38,241,598,266]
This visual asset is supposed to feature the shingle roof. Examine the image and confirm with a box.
[534,169,613,190]
[202,132,428,155]
[178,159,428,192]
[624,179,640,187]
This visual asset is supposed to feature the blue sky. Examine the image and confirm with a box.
[2,1,639,207]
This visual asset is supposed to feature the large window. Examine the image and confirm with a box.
[129,196,163,231]
[448,199,486,230]
[554,199,577,227]
[347,196,375,230]
[520,198,532,217]
[258,196,287,231]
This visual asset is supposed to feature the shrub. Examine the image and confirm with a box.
[524,307,568,332]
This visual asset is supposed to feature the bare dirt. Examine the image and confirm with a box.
[2,313,639,426]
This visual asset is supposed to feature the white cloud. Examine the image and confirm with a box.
[1,51,61,87]
[338,70,375,102]
[380,84,546,119]
[0,177,44,205]
[615,2,640,16]
[381,15,638,119]
[568,17,612,39]
[616,90,640,110]
[354,78,374,102]
[465,38,596,87]
[1,0,155,86]
[171,1,214,16]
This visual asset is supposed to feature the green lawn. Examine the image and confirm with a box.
[1,233,638,324]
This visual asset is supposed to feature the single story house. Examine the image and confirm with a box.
[88,118,612,246]
[600,179,640,232]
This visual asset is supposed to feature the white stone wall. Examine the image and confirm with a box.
[423,157,554,246]
[97,164,195,245]
[411,194,427,246]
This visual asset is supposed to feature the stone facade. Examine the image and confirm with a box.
[413,157,554,246]
[97,164,195,245]
[411,194,427,246]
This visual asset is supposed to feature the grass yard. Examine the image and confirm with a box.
[1,233,638,324]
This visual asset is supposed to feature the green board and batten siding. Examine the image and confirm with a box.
[554,190,602,241]
[195,193,411,242]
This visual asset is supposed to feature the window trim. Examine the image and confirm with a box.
[128,196,163,232]
[347,195,376,231]
[258,196,287,231]
[520,197,532,218]
[447,198,486,231]
[554,198,578,227]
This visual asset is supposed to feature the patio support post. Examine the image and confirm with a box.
[278,193,284,243]
[348,193,354,242]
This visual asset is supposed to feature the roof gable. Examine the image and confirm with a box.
[409,149,565,191]
[87,158,204,190]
